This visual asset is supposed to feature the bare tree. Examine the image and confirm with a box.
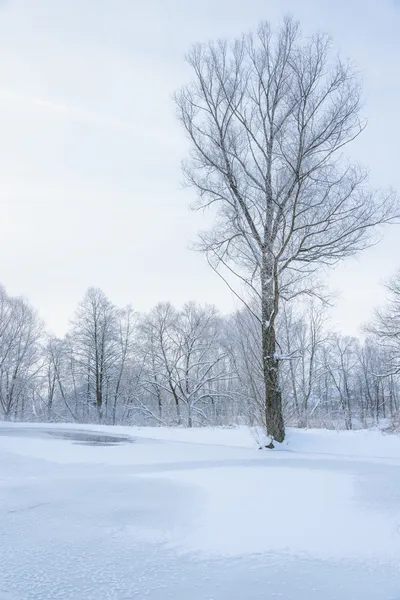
[0,287,43,420]
[36,336,76,422]
[324,335,359,429]
[173,302,229,427]
[138,302,231,426]
[139,303,183,424]
[361,271,400,426]
[70,288,120,422]
[175,17,398,441]
[280,300,327,426]
[41,336,62,421]
[367,270,400,375]
[226,307,265,425]
[111,306,137,425]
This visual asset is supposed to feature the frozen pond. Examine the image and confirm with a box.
[1,425,400,600]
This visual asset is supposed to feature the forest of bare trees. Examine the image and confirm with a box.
[1,278,400,432]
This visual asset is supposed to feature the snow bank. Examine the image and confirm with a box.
[128,424,400,463]
[285,427,400,461]
[2,421,400,463]
[126,425,400,462]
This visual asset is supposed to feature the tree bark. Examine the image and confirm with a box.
[96,389,103,422]
[262,322,285,443]
[261,263,285,443]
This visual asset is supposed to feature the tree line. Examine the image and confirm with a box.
[1,279,400,431]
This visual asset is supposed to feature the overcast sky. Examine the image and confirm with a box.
[0,0,399,336]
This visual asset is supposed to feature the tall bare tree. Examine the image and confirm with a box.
[175,17,397,441]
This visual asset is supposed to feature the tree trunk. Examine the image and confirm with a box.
[158,395,162,422]
[96,389,103,422]
[262,321,285,443]
[175,397,182,425]
[47,389,54,421]
[261,256,285,443]
[20,393,25,421]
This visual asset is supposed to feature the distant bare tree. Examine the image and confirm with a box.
[226,307,264,425]
[0,287,43,420]
[281,300,327,426]
[111,305,137,425]
[139,303,183,424]
[356,339,395,425]
[138,302,230,426]
[324,335,359,430]
[367,270,400,375]
[41,336,63,421]
[70,288,120,422]
[175,16,398,441]
[36,336,76,422]
[173,302,229,427]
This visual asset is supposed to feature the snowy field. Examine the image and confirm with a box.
[1,424,400,599]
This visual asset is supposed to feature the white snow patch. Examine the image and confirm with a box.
[153,466,400,562]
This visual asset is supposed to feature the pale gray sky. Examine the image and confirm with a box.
[0,0,399,336]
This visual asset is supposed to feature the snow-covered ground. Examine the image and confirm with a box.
[1,424,400,599]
